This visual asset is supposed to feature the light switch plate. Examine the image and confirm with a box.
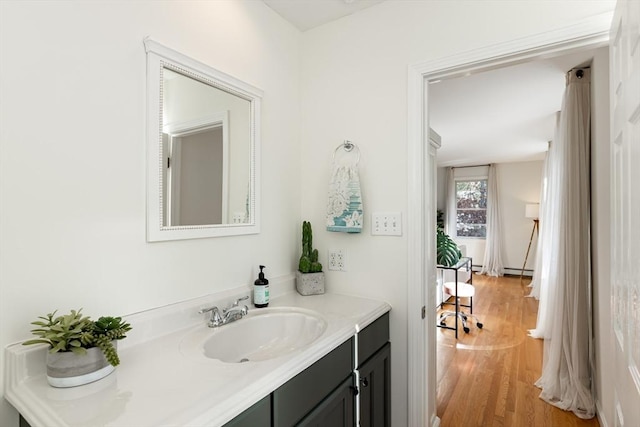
[371,212,402,236]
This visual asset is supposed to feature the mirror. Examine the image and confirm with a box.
[145,38,262,241]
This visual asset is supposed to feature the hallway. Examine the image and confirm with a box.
[436,274,600,427]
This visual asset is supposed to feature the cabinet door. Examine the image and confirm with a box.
[223,395,271,427]
[358,342,391,427]
[297,376,355,427]
[273,339,353,427]
[357,313,389,366]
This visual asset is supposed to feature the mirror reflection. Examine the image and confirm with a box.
[162,68,251,226]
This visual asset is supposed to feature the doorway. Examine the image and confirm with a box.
[406,14,612,427]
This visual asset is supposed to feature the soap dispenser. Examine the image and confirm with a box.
[254,265,269,308]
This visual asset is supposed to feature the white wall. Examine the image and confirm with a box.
[299,2,614,425]
[496,161,544,272]
[0,1,618,426]
[0,2,300,425]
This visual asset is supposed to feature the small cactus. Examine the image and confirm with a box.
[298,221,323,273]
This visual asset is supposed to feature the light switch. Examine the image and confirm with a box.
[371,212,402,236]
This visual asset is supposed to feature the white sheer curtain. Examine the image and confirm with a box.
[531,68,594,419]
[480,164,504,276]
[528,141,552,300]
[445,167,457,236]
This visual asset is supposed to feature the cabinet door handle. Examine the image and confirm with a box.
[360,377,369,387]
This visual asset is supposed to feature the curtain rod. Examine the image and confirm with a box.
[452,164,490,169]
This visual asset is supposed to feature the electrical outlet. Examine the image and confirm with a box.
[232,212,246,223]
[328,249,346,271]
[371,212,402,236]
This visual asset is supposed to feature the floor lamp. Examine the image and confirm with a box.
[520,203,539,280]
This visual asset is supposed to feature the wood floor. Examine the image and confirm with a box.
[436,274,600,427]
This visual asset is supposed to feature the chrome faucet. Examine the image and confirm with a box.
[198,306,224,327]
[199,296,249,328]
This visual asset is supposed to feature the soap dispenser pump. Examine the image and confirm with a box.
[254,265,269,308]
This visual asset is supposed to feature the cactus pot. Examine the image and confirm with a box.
[295,271,325,296]
[46,342,116,388]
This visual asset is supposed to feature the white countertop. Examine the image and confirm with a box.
[4,291,390,427]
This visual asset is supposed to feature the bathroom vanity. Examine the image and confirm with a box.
[224,311,390,426]
[5,292,390,427]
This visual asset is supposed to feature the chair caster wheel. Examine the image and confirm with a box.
[477,322,483,329]
[463,327,470,333]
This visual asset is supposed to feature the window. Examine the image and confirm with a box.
[455,179,487,238]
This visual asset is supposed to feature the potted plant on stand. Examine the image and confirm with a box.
[437,227,462,267]
[296,221,325,295]
[23,309,132,388]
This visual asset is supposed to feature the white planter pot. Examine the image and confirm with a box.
[295,271,325,296]
[46,343,116,388]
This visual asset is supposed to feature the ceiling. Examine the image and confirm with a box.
[429,49,596,167]
[262,0,600,168]
[263,0,385,31]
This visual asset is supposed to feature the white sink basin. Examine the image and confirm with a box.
[180,307,327,363]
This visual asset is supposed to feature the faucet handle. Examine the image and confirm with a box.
[223,296,250,315]
[198,306,217,314]
[198,306,223,326]
[231,296,249,307]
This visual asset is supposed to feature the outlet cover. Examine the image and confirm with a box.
[371,212,402,236]
[328,249,346,271]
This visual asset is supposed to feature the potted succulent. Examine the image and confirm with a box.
[23,309,132,388]
[296,221,325,295]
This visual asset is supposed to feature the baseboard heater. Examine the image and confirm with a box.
[470,265,533,277]
[505,267,533,277]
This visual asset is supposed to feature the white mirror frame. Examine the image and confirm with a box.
[144,38,262,241]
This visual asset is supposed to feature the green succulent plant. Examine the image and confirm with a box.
[298,221,322,273]
[23,309,132,367]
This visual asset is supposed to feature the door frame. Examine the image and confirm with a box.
[406,13,612,427]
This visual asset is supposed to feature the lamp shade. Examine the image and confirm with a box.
[525,203,540,219]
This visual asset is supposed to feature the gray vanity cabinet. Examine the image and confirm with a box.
[296,376,355,426]
[222,395,271,427]
[222,339,355,427]
[221,312,391,427]
[273,339,354,426]
[267,312,390,427]
[357,343,391,427]
[357,312,390,427]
